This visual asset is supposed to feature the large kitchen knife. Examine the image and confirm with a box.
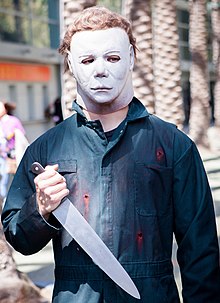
[31,162,140,300]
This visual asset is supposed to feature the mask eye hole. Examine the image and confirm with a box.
[107,55,120,63]
[81,57,94,65]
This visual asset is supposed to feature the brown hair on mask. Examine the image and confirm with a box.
[58,6,137,73]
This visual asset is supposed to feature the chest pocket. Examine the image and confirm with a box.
[134,163,173,217]
[56,159,77,173]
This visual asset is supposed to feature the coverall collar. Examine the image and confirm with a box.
[71,97,149,123]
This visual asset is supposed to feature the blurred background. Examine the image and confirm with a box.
[0,0,219,147]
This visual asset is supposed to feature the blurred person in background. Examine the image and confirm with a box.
[0,100,26,199]
[45,97,64,125]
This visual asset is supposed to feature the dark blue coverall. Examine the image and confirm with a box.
[2,97,220,302]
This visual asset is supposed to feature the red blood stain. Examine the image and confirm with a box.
[137,232,143,252]
[138,232,143,239]
[156,148,164,162]
[83,194,90,220]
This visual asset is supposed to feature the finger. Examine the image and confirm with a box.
[45,164,59,171]
[34,168,57,184]
[48,188,70,205]
[40,175,66,191]
[44,182,69,196]
[37,184,69,205]
[33,164,58,183]
[35,172,66,189]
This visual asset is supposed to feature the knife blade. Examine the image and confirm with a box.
[31,162,140,299]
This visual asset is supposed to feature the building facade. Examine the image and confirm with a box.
[0,0,61,142]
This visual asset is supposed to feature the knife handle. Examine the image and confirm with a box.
[31,162,45,175]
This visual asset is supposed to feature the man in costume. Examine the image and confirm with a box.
[2,6,220,302]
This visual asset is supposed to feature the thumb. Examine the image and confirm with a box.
[45,164,59,171]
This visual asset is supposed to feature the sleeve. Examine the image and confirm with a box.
[173,142,220,302]
[1,146,61,255]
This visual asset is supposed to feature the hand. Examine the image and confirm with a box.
[34,164,69,220]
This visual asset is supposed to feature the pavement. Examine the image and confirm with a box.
[12,127,220,301]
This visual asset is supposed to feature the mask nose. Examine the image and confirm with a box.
[94,59,109,78]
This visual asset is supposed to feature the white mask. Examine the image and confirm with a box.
[67,27,134,114]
